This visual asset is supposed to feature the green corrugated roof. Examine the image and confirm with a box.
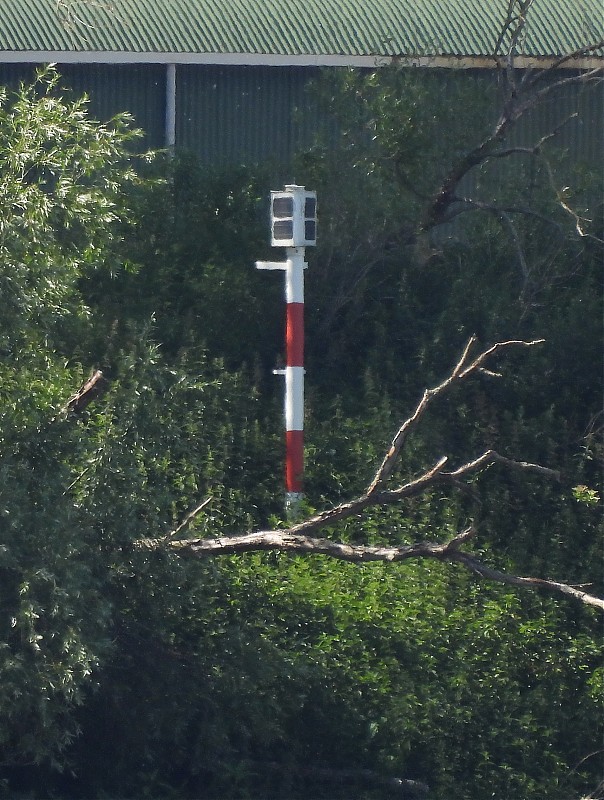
[0,0,601,58]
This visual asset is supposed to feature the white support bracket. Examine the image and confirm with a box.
[256,260,287,270]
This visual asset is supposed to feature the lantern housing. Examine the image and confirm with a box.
[270,185,317,247]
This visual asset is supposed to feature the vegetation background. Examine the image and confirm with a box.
[0,65,601,799]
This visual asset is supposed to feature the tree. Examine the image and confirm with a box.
[0,67,144,768]
[143,335,602,612]
[293,5,602,376]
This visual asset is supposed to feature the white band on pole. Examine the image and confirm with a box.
[165,64,176,149]
[285,249,306,304]
[285,366,305,431]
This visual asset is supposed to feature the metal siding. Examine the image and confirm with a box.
[0,62,598,168]
[0,61,598,169]
[0,63,165,148]
[60,64,166,149]
[1,0,601,58]
[176,65,321,165]
[0,63,37,88]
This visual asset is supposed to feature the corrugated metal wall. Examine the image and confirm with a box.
[0,63,166,149]
[176,65,322,166]
[64,64,166,148]
[0,63,599,167]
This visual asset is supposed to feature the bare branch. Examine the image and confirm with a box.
[446,526,478,549]
[366,338,545,494]
[168,497,213,538]
[484,111,580,160]
[524,41,604,87]
[450,552,604,611]
[495,0,537,103]
[447,449,560,481]
[419,18,602,237]
[162,531,446,562]
[136,531,604,612]
[63,369,108,414]
[493,0,536,61]
[541,159,597,238]
[526,67,604,110]
[135,339,603,612]
[274,444,556,540]
[456,338,544,379]
[442,197,567,241]
[368,336,476,493]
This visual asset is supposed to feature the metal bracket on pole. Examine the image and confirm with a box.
[256,261,287,270]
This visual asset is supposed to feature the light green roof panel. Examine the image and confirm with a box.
[0,0,601,59]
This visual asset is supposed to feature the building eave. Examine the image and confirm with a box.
[0,50,602,70]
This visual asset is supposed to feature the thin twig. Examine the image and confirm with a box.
[168,497,213,537]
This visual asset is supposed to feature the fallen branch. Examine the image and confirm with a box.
[138,530,604,611]
[137,339,604,613]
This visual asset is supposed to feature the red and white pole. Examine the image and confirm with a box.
[256,250,307,515]
[284,247,305,510]
[256,185,316,517]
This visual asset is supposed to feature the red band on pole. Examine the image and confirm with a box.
[286,429,304,493]
[286,302,304,367]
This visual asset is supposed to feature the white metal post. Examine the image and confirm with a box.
[165,63,176,151]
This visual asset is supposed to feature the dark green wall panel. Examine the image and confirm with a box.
[176,65,322,166]
[0,63,600,170]
[0,63,165,150]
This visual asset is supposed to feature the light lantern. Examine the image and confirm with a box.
[270,184,317,247]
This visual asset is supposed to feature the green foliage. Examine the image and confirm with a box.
[0,65,601,800]
[572,484,600,506]
[0,67,143,364]
[83,154,281,372]
[0,67,142,769]
[0,70,280,785]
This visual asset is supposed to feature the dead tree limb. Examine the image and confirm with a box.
[168,497,213,538]
[137,339,603,613]
[63,369,108,414]
[418,6,603,238]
